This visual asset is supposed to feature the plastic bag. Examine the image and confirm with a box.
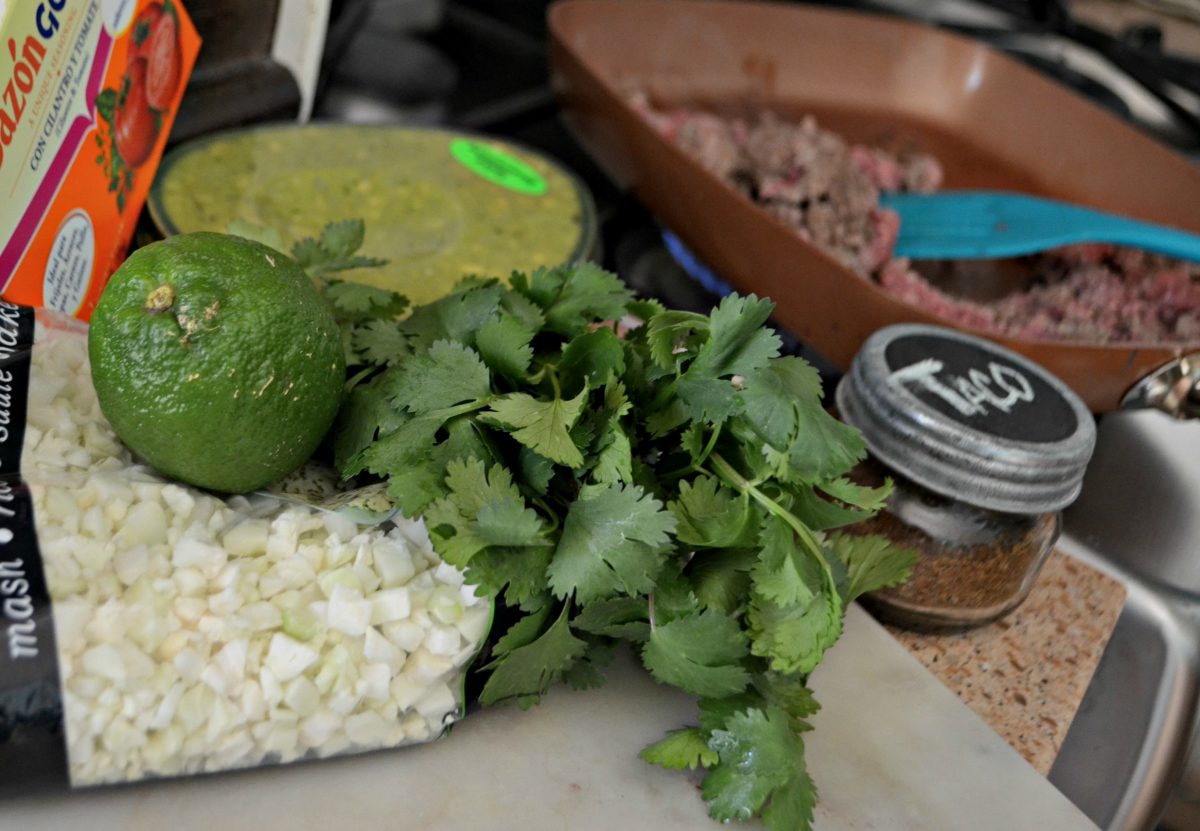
[0,303,491,791]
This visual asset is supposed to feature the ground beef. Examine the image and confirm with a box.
[633,95,939,276]
[635,96,1200,345]
[881,246,1200,343]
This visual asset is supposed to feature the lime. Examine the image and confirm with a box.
[89,232,345,493]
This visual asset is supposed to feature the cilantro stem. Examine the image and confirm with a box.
[436,399,492,420]
[657,424,723,482]
[696,423,722,468]
[345,366,375,392]
[531,496,561,535]
[707,453,829,569]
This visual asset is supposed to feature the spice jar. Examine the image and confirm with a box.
[834,324,1096,630]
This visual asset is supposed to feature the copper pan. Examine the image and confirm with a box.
[547,0,1200,415]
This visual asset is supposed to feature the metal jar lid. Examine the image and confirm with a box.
[834,324,1097,514]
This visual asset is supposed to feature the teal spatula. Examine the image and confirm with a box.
[879,190,1200,264]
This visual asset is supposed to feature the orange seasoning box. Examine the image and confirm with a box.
[0,0,200,320]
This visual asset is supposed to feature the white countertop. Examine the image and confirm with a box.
[5,605,1099,831]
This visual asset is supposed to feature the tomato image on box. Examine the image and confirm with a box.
[0,0,200,320]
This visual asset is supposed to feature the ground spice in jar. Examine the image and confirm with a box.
[847,486,1059,628]
[835,324,1096,631]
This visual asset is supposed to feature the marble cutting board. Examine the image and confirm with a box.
[4,605,1099,830]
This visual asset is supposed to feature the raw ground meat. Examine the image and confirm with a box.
[634,95,938,275]
[635,96,1200,344]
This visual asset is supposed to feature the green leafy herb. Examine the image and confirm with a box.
[639,727,719,770]
[332,263,915,829]
[642,609,751,698]
[292,219,390,280]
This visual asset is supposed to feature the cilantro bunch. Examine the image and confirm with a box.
[328,259,915,830]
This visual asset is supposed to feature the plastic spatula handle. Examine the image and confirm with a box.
[880,191,1200,263]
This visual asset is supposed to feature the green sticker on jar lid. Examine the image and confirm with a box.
[450,138,547,195]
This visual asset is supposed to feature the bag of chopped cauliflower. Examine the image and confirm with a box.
[0,302,492,791]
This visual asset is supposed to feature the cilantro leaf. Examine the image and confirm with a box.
[819,476,892,512]
[517,262,634,336]
[645,399,688,437]
[590,423,633,485]
[548,484,676,603]
[383,340,492,414]
[402,279,506,347]
[325,281,409,322]
[640,728,719,770]
[784,399,868,482]
[787,483,878,531]
[518,447,555,495]
[687,294,781,380]
[333,383,406,475]
[645,309,708,369]
[572,597,649,641]
[360,410,443,468]
[558,328,626,395]
[500,286,547,330]
[291,219,389,279]
[754,672,821,731]
[761,766,818,831]
[642,609,751,698]
[479,604,586,705]
[688,549,755,615]
[740,357,866,482]
[492,605,551,658]
[485,389,587,468]
[476,498,545,547]
[748,587,843,676]
[738,357,823,449]
[349,319,409,367]
[698,692,768,733]
[290,236,326,270]
[750,514,822,608]
[670,476,758,549]
[702,706,800,821]
[425,458,535,566]
[675,376,741,424]
[384,459,447,518]
[680,422,708,465]
[562,638,616,691]
[466,546,554,610]
[319,219,366,259]
[476,312,535,381]
[652,558,703,624]
[831,532,918,603]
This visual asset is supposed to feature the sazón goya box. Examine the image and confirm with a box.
[0,0,200,320]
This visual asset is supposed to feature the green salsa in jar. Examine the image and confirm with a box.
[149,124,597,305]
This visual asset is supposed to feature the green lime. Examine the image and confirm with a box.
[89,232,345,493]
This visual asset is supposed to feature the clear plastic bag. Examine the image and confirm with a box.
[1,304,491,790]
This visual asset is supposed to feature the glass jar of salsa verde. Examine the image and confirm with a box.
[834,325,1097,630]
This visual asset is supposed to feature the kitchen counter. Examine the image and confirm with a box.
[5,604,1102,831]
[890,550,1127,774]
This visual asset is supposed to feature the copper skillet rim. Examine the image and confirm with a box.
[546,0,1200,366]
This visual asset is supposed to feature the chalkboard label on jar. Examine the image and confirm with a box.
[883,333,1078,444]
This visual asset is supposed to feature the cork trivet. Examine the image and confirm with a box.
[885,550,1126,774]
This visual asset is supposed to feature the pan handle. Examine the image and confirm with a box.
[1122,353,1200,419]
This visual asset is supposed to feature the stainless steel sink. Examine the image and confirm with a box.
[1048,409,1200,831]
